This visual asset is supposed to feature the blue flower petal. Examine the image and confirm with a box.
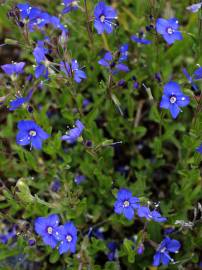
[169,104,181,119]
[166,239,181,253]
[123,207,134,220]
[153,252,161,266]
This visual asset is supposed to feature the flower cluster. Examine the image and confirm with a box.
[17,3,67,33]
[114,188,166,222]
[1,0,202,268]
[35,214,77,254]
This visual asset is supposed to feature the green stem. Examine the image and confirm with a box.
[84,0,94,47]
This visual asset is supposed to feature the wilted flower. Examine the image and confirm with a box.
[186,2,202,13]
[16,120,50,150]
[55,222,77,254]
[34,214,60,248]
[114,188,140,220]
[160,81,190,119]
[156,18,183,45]
[94,1,117,34]
[153,237,181,266]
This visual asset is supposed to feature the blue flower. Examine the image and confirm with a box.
[34,214,60,248]
[61,120,84,144]
[107,242,118,261]
[119,43,129,62]
[50,16,67,32]
[62,0,79,14]
[94,1,117,34]
[0,225,16,244]
[88,227,105,239]
[164,228,175,235]
[74,174,86,184]
[17,3,67,33]
[82,99,91,109]
[35,63,49,79]
[33,41,48,64]
[98,50,129,73]
[182,68,198,91]
[194,66,202,80]
[51,180,61,192]
[16,120,50,150]
[153,237,181,266]
[137,243,144,255]
[137,206,167,222]
[1,62,25,76]
[98,52,113,68]
[33,41,49,78]
[55,222,77,254]
[60,60,86,83]
[131,35,152,45]
[9,97,28,111]
[9,89,33,111]
[156,18,183,45]
[114,188,140,220]
[17,3,34,20]
[160,81,190,119]
[196,143,202,154]
[186,2,202,13]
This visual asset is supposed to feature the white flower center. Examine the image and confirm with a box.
[167,27,174,35]
[123,200,130,207]
[29,130,37,136]
[170,96,177,104]
[47,226,53,234]
[27,7,32,14]
[72,1,78,6]
[66,234,72,242]
[37,18,44,24]
[100,15,105,23]
[160,247,166,253]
